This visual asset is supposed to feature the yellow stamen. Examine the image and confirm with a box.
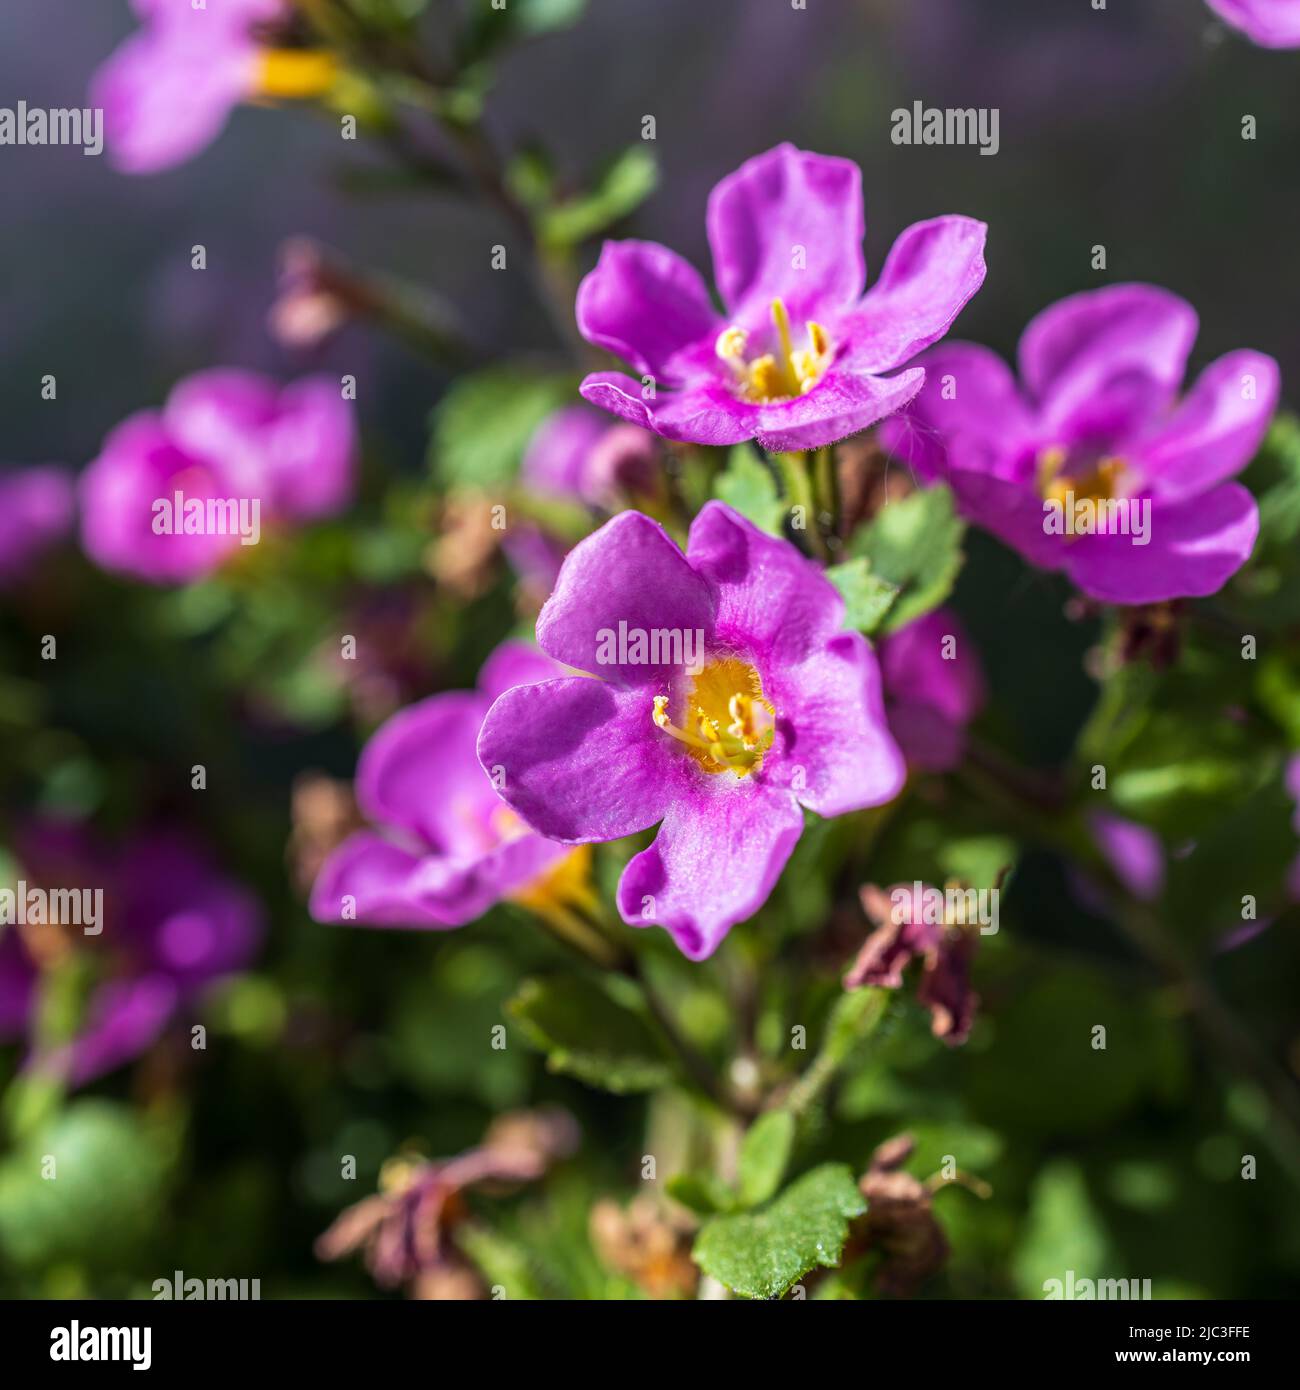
[716,299,834,403]
[653,659,775,776]
[1038,447,1127,509]
[256,48,340,100]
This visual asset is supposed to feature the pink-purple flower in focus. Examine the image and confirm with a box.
[879,606,986,773]
[79,368,356,584]
[0,820,262,1087]
[882,284,1279,605]
[91,0,337,174]
[577,143,987,452]
[0,466,75,589]
[310,641,585,930]
[476,503,905,960]
[1206,0,1300,47]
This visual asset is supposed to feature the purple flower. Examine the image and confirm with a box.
[1206,0,1300,47]
[576,143,987,452]
[882,284,1279,605]
[845,882,978,1045]
[0,819,262,1087]
[79,368,356,584]
[310,640,583,930]
[1090,811,1166,903]
[0,466,75,589]
[878,607,985,773]
[522,406,659,511]
[91,0,337,174]
[476,503,905,960]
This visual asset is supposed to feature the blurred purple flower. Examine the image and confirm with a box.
[882,284,1278,604]
[1090,810,1166,903]
[878,606,986,773]
[91,0,338,174]
[477,503,905,960]
[310,640,584,930]
[1206,0,1300,46]
[79,368,356,584]
[0,819,262,1087]
[577,143,986,452]
[0,466,75,589]
[846,882,979,1045]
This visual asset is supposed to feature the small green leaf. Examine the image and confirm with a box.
[714,447,785,535]
[429,367,576,489]
[540,148,658,249]
[736,1109,796,1209]
[825,557,900,635]
[851,484,964,632]
[666,1172,736,1216]
[506,976,676,1094]
[693,1163,866,1299]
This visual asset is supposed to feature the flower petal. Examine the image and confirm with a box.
[1206,0,1300,46]
[748,367,926,453]
[686,500,844,666]
[616,784,805,960]
[575,240,720,382]
[534,510,715,683]
[1064,481,1259,604]
[477,677,689,842]
[707,144,865,325]
[774,631,906,816]
[356,692,495,856]
[878,343,1033,484]
[1017,284,1198,442]
[838,215,987,373]
[1134,350,1280,503]
[580,372,757,447]
[477,639,564,703]
[879,607,985,773]
[309,832,467,928]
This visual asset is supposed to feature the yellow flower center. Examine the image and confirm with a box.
[1036,445,1128,509]
[256,48,340,100]
[716,299,832,403]
[652,657,775,776]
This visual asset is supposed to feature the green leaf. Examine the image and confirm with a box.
[825,557,900,635]
[693,1164,866,1299]
[666,1172,736,1216]
[736,1109,796,1209]
[851,483,964,632]
[506,976,676,1093]
[714,447,784,535]
[1012,1160,1110,1298]
[429,367,576,489]
[540,148,658,249]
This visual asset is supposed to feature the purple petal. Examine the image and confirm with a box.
[685,501,844,666]
[79,412,246,584]
[746,367,927,453]
[40,976,179,1088]
[1134,351,1279,503]
[477,639,564,703]
[477,677,688,842]
[879,607,986,772]
[1090,812,1165,902]
[356,691,496,856]
[260,376,356,520]
[706,144,865,326]
[521,406,609,499]
[838,216,988,373]
[579,371,757,448]
[616,783,805,960]
[309,832,458,928]
[92,24,254,175]
[535,511,715,684]
[945,469,1067,571]
[0,931,35,1038]
[575,240,720,382]
[878,342,1034,485]
[773,631,906,816]
[1205,0,1300,46]
[1017,284,1198,443]
[0,466,76,587]
[1064,481,1259,604]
